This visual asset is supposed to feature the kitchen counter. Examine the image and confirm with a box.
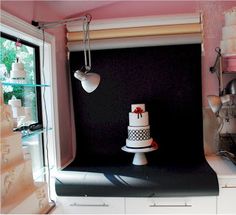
[206,154,236,178]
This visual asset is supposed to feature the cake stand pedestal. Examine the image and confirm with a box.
[121,142,158,165]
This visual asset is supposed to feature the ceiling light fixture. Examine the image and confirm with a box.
[32,14,100,93]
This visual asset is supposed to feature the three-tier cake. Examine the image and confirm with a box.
[122,104,158,165]
[126,104,153,149]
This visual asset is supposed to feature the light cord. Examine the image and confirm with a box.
[82,16,91,72]
[86,16,91,70]
[82,18,88,69]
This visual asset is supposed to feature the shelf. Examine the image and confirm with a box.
[21,127,52,140]
[32,165,55,181]
[222,53,236,57]
[223,71,236,74]
[222,104,236,108]
[2,82,50,87]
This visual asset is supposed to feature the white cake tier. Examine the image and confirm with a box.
[222,25,236,40]
[220,39,236,54]
[131,104,145,112]
[0,105,14,137]
[11,106,24,118]
[8,97,22,108]
[2,182,50,214]
[12,62,24,71]
[1,132,23,169]
[223,55,236,72]
[1,159,34,204]
[225,7,236,26]
[128,125,151,141]
[126,138,153,148]
[129,112,149,126]
[10,69,26,79]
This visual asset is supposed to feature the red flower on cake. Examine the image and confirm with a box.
[133,107,144,119]
[151,141,158,148]
[133,107,144,114]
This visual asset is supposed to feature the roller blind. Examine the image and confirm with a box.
[66,13,202,51]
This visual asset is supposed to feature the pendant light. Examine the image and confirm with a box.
[32,14,100,93]
[74,15,100,93]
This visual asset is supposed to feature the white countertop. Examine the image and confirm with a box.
[206,155,236,179]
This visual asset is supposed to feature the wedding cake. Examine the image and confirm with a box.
[126,104,153,148]
[0,83,50,214]
[220,7,236,72]
[8,95,33,127]
[10,61,26,82]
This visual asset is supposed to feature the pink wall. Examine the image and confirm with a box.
[1,1,74,168]
[87,1,236,106]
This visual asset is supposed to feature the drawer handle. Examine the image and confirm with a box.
[149,203,192,208]
[69,202,109,207]
[222,185,236,189]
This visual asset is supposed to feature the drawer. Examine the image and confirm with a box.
[125,197,217,214]
[53,197,125,214]
[218,178,236,214]
[217,188,236,214]
[218,178,236,189]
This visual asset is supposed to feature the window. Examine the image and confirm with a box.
[1,32,42,125]
[0,32,46,177]
[1,9,69,176]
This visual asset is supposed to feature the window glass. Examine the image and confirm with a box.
[0,33,41,124]
[1,33,44,178]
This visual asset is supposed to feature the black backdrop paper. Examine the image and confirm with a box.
[69,44,204,166]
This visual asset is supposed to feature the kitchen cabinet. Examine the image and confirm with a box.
[52,195,217,214]
[218,178,236,214]
[51,155,236,214]
[207,155,236,214]
[125,197,216,214]
[51,197,125,214]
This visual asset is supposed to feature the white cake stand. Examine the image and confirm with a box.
[121,142,158,165]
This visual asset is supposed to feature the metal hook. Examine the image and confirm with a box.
[210,47,222,73]
[215,47,221,56]
[85,14,92,23]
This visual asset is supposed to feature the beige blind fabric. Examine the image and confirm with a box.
[67,23,201,42]
[66,13,202,51]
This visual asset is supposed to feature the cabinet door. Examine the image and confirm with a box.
[218,178,236,214]
[126,197,216,214]
[51,197,125,214]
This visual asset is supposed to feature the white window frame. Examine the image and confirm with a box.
[0,10,61,170]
